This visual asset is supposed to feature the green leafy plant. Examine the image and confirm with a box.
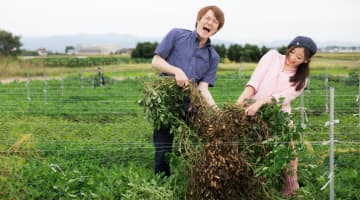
[139,77,304,199]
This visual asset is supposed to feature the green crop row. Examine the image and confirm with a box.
[20,56,152,67]
[0,72,359,199]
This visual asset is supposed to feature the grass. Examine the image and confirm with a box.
[0,52,359,199]
[1,52,359,80]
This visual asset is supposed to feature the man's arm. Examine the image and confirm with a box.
[151,54,189,87]
[198,81,218,111]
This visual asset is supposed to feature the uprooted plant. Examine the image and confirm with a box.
[139,77,303,199]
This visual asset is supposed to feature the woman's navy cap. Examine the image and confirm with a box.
[288,36,317,55]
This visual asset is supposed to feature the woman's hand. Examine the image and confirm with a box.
[244,101,263,116]
[237,98,255,108]
[244,97,272,116]
[236,99,245,107]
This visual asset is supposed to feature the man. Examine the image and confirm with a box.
[151,5,225,176]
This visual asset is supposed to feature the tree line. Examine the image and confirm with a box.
[131,42,286,63]
[1,29,286,63]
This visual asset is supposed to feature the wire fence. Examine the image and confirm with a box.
[0,68,359,134]
[0,68,359,198]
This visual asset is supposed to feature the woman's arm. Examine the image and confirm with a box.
[236,85,255,106]
[245,85,305,116]
[236,50,278,107]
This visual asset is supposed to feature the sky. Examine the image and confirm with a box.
[2,0,360,45]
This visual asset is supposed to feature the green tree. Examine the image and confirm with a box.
[227,44,242,62]
[0,29,22,57]
[131,42,158,59]
[277,46,287,54]
[260,46,270,56]
[240,44,262,62]
[213,44,227,59]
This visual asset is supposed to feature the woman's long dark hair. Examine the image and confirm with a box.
[286,46,313,91]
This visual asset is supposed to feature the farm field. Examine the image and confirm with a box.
[0,52,359,199]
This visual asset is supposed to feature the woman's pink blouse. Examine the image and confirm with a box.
[247,50,305,113]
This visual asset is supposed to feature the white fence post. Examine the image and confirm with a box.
[321,87,337,199]
[91,64,95,88]
[238,63,244,80]
[43,69,47,104]
[329,87,335,200]
[325,67,329,112]
[61,72,64,97]
[26,71,31,102]
[80,69,84,89]
[358,75,360,134]
[306,77,311,92]
[300,92,306,129]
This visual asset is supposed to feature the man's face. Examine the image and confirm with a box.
[196,9,219,40]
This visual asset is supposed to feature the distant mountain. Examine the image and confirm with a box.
[21,33,162,53]
[21,33,360,53]
[255,40,360,49]
[316,40,360,48]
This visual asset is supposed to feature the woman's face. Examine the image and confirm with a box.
[285,47,307,68]
[196,9,219,40]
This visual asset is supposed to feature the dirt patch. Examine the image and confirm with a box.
[0,76,128,84]
[111,76,125,81]
[0,76,62,84]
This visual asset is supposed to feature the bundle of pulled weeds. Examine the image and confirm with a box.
[139,77,302,200]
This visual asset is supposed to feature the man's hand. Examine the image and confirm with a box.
[210,104,220,114]
[151,55,189,87]
[174,68,189,87]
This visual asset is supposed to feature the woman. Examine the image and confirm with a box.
[236,35,317,196]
